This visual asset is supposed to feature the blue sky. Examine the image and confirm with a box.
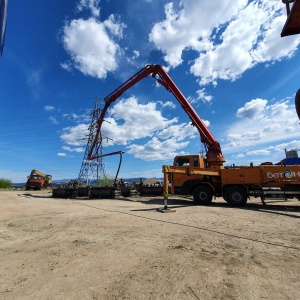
[1,0,300,183]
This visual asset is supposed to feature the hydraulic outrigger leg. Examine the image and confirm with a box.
[157,166,176,213]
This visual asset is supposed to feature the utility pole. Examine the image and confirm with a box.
[78,98,106,185]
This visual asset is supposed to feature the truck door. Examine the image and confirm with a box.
[171,156,203,194]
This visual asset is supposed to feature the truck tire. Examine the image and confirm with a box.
[193,186,213,205]
[225,186,247,207]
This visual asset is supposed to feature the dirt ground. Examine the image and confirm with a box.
[0,190,299,300]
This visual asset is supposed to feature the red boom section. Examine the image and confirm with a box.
[88,65,225,165]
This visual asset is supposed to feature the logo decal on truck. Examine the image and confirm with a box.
[267,170,300,179]
[283,170,293,178]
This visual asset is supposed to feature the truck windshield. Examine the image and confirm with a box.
[31,175,43,180]
[175,158,190,166]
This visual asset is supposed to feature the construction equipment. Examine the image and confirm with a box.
[162,155,300,207]
[88,64,300,207]
[53,151,124,199]
[91,150,125,187]
[88,64,225,167]
[25,169,52,190]
[281,0,300,37]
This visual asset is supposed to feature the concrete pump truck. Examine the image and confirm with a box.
[87,64,300,207]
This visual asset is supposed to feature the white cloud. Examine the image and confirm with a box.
[246,149,270,155]
[62,146,85,153]
[157,100,176,109]
[269,140,300,153]
[60,62,73,72]
[157,123,197,141]
[195,88,213,103]
[127,136,188,161]
[149,0,250,68]
[133,50,140,58]
[101,96,178,145]
[223,98,299,153]
[104,15,126,38]
[63,113,79,120]
[236,98,267,119]
[63,111,91,123]
[61,16,125,78]
[149,0,300,86]
[202,119,210,127]
[230,140,300,165]
[102,96,209,160]
[49,116,59,124]
[57,153,67,157]
[59,96,202,161]
[44,106,55,111]
[60,124,89,146]
[77,0,101,17]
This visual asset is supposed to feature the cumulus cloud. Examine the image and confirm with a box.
[104,15,126,38]
[127,136,189,161]
[101,96,178,145]
[59,96,203,161]
[61,16,125,78]
[60,124,89,146]
[157,123,197,141]
[101,96,209,160]
[236,98,268,119]
[149,0,300,86]
[223,98,299,153]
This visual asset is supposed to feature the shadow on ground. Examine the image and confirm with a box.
[17,192,300,218]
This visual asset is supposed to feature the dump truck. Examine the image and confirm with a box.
[25,169,52,190]
[87,64,300,206]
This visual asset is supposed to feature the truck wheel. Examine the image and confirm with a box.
[193,186,213,205]
[225,186,247,207]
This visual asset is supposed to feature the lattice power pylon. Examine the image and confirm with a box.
[78,98,106,185]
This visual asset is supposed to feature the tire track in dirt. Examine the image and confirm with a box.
[73,201,300,251]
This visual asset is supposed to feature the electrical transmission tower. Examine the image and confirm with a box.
[78,98,106,185]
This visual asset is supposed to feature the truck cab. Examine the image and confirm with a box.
[25,170,52,190]
[174,155,206,168]
[25,174,45,190]
[171,154,207,195]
